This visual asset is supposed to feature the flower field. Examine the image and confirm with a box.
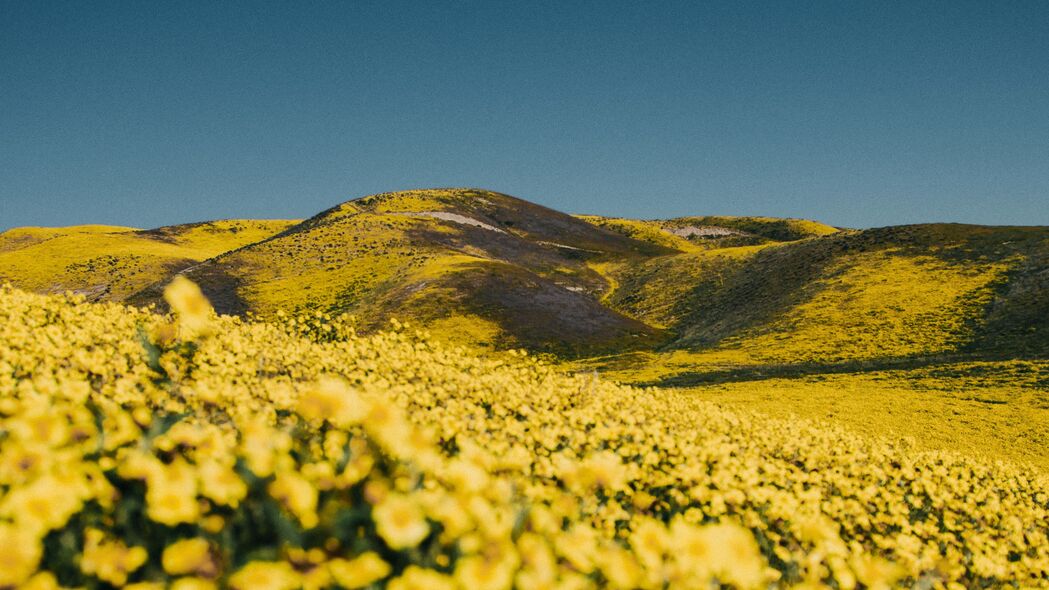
[1,279,1047,589]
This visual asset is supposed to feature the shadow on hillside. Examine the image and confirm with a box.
[640,352,1049,388]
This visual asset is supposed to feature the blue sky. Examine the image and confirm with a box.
[2,1,1048,231]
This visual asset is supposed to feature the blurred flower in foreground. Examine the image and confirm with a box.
[164,275,215,338]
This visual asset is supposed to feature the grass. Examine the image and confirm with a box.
[6,191,1045,364]
[575,216,702,252]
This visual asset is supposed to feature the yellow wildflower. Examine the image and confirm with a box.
[455,553,518,590]
[145,459,200,525]
[20,572,61,590]
[0,524,42,587]
[198,459,247,507]
[327,552,391,588]
[297,377,364,428]
[170,579,218,590]
[387,566,456,590]
[373,493,430,549]
[268,470,319,528]
[851,554,905,590]
[162,538,217,578]
[163,275,214,338]
[1,473,84,534]
[80,529,148,587]
[228,561,300,590]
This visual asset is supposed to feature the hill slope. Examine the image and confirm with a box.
[592,223,1049,382]
[0,220,297,301]
[130,189,672,355]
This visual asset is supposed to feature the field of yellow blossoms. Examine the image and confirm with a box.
[1,278,1047,589]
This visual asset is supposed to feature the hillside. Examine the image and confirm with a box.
[590,222,1049,382]
[129,189,672,356]
[0,220,297,302]
[576,214,838,252]
[2,190,1047,365]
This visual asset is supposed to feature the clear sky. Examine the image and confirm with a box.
[2,1,1048,231]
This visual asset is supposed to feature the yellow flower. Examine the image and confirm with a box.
[239,419,292,478]
[454,553,517,590]
[163,276,214,338]
[445,458,489,492]
[1,473,84,534]
[327,552,391,588]
[596,543,642,590]
[162,538,216,578]
[228,561,300,590]
[297,377,364,428]
[20,572,61,590]
[0,524,42,587]
[362,400,412,457]
[198,459,247,507]
[699,522,767,589]
[516,533,556,586]
[387,566,455,590]
[629,518,666,570]
[3,278,1049,590]
[79,529,148,587]
[851,554,904,590]
[373,493,430,549]
[584,451,629,491]
[268,470,319,528]
[145,459,200,526]
[170,578,218,590]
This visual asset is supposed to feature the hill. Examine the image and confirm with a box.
[591,222,1049,378]
[576,214,838,252]
[0,220,297,302]
[129,189,672,356]
[2,189,1047,364]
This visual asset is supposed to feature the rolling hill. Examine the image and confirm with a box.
[587,222,1049,384]
[2,188,1047,364]
[127,189,672,356]
[0,220,297,301]
[4,188,1048,471]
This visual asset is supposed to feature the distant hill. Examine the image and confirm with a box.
[0,220,296,301]
[579,214,839,251]
[607,223,1049,356]
[2,188,1046,362]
